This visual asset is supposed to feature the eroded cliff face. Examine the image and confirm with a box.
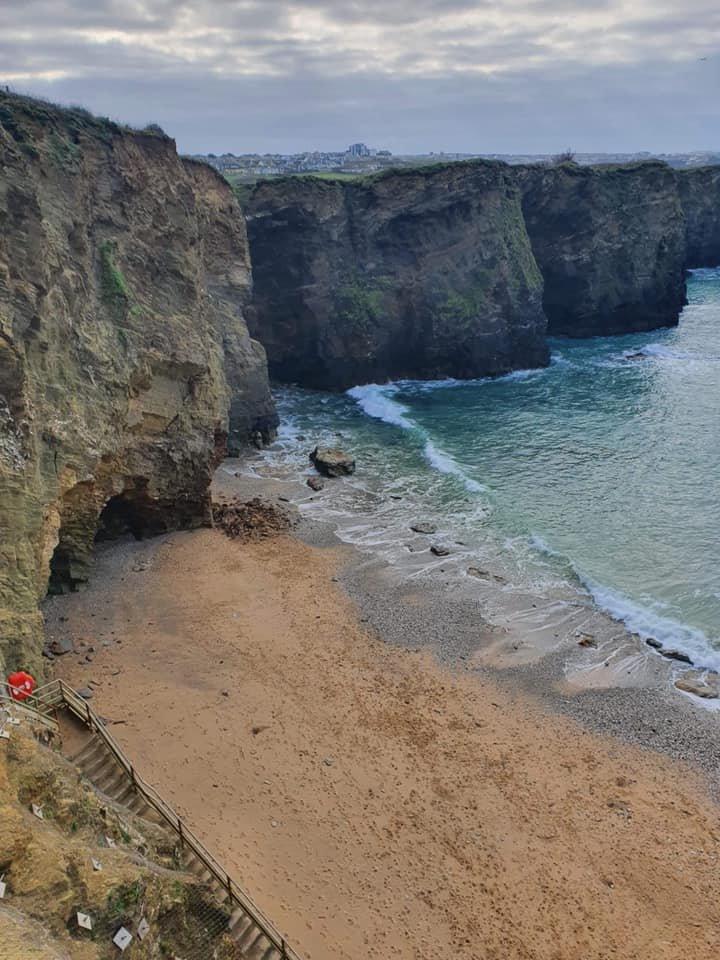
[520,162,688,337]
[245,160,706,386]
[0,93,276,673]
[246,163,548,390]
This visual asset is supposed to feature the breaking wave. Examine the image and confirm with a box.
[530,533,720,672]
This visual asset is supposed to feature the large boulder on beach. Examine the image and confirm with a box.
[310,447,356,477]
[675,675,719,699]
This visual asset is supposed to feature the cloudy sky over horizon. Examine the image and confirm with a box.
[2,0,719,154]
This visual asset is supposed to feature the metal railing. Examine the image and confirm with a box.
[5,678,301,960]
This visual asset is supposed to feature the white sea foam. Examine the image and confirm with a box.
[583,577,720,673]
[422,439,486,493]
[638,343,694,360]
[348,383,486,494]
[529,533,566,560]
[529,532,720,671]
[346,383,413,429]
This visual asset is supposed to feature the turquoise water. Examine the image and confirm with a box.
[259,269,720,668]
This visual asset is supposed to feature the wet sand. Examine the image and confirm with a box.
[48,514,720,959]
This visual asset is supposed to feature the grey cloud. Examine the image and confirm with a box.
[2,0,718,153]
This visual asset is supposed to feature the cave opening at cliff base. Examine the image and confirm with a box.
[47,480,184,595]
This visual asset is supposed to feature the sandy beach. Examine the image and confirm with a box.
[46,483,720,960]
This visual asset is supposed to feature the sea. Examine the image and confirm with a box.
[242,268,720,673]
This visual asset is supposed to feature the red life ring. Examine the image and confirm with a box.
[7,671,37,702]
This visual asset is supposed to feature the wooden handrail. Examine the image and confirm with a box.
[7,678,300,960]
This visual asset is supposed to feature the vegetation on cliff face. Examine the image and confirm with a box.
[0,90,277,673]
[335,275,392,333]
[99,242,131,309]
[244,158,717,388]
[246,163,548,389]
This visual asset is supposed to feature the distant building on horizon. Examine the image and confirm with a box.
[347,142,371,157]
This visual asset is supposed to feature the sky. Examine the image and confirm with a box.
[2,0,719,154]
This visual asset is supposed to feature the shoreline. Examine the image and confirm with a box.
[217,461,720,787]
[44,492,720,959]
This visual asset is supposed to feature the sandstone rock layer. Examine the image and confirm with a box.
[0,92,276,672]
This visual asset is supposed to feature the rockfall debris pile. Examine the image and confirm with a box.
[212,498,293,542]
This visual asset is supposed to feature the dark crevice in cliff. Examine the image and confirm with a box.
[95,484,168,542]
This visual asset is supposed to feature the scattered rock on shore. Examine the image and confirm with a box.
[430,545,450,557]
[410,522,436,535]
[310,446,356,477]
[577,633,597,648]
[467,566,507,584]
[46,636,74,656]
[307,476,325,491]
[645,637,663,650]
[661,648,693,664]
[675,675,719,699]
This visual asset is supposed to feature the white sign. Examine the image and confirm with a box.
[31,804,44,820]
[137,917,150,941]
[0,879,6,899]
[113,927,133,951]
[77,912,93,931]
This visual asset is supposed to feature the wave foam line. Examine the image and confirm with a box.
[348,382,486,494]
[423,439,486,493]
[346,383,412,429]
[530,534,720,672]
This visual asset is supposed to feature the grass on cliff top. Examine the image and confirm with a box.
[235,157,509,191]
[231,156,685,208]
[0,88,171,143]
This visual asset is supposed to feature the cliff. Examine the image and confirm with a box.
[245,163,548,390]
[0,92,276,673]
[244,160,706,387]
[520,162,688,336]
[677,166,720,268]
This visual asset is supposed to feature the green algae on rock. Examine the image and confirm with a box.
[244,161,548,390]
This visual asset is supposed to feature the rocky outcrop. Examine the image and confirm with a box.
[520,162,688,336]
[245,160,713,385]
[245,163,548,390]
[0,92,277,673]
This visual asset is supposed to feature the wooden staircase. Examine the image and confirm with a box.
[11,679,299,960]
[67,729,289,960]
